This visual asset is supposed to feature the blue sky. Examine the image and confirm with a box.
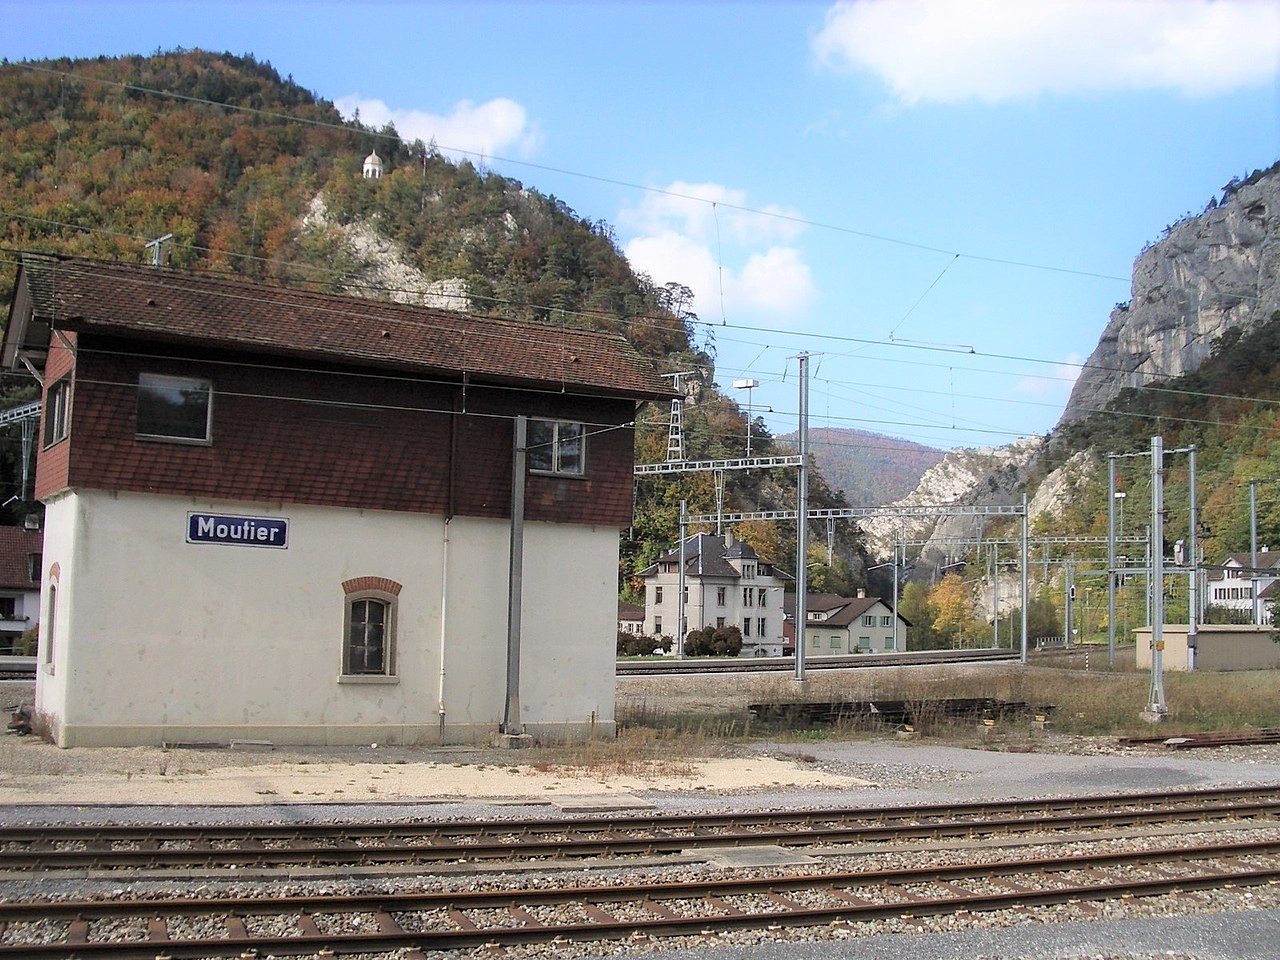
[3,0,1278,451]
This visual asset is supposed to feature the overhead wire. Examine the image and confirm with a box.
[2,63,1276,444]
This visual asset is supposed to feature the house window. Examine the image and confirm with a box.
[716,617,725,628]
[859,636,871,648]
[743,619,751,637]
[810,636,820,649]
[743,588,754,607]
[655,586,663,604]
[830,636,841,649]
[26,553,41,582]
[881,615,892,627]
[717,587,726,606]
[0,597,15,619]
[757,616,766,637]
[742,563,756,580]
[654,616,662,635]
[862,615,875,627]
[341,578,401,681]
[137,373,212,443]
[44,582,56,673]
[528,419,585,476]
[43,377,71,447]
[758,588,767,607]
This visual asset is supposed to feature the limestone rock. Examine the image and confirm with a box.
[1060,166,1280,426]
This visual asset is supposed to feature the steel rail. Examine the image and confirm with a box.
[616,647,1017,674]
[1,838,1278,956]
[4,786,1280,872]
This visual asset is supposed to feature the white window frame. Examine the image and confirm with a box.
[528,418,586,476]
[136,373,213,444]
[43,377,71,448]
[340,589,398,683]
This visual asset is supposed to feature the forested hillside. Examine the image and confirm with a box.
[1035,310,1280,564]
[781,428,944,505]
[0,50,874,592]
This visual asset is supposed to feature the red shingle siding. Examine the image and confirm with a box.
[33,333,76,501]
[54,337,639,528]
[0,526,42,589]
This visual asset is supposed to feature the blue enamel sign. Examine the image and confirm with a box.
[187,513,288,549]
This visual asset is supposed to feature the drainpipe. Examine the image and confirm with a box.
[502,415,527,735]
[438,387,462,739]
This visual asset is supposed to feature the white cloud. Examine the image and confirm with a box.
[619,183,815,320]
[619,182,805,246]
[1015,354,1084,399]
[739,248,815,314]
[813,0,1280,104]
[334,96,542,158]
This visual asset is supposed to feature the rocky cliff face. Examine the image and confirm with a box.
[302,195,471,310]
[859,437,1043,560]
[1060,166,1280,426]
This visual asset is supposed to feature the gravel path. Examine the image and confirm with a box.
[6,674,1280,958]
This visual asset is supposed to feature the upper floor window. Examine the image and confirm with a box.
[881,615,892,627]
[742,563,756,580]
[862,615,875,627]
[528,419,585,476]
[758,588,767,607]
[716,587,726,606]
[655,586,664,605]
[137,373,212,443]
[43,378,71,448]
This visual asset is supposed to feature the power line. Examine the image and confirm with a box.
[13,61,1135,284]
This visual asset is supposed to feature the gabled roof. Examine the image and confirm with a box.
[653,533,740,579]
[1209,552,1280,581]
[617,602,644,622]
[0,526,41,591]
[4,254,674,402]
[783,593,912,628]
[637,532,793,581]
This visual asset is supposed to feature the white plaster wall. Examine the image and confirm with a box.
[41,491,618,746]
[33,493,76,729]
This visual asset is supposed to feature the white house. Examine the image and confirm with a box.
[0,525,42,656]
[1207,551,1280,623]
[3,253,670,747]
[638,531,789,656]
[784,592,909,656]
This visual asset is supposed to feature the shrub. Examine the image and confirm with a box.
[18,625,37,657]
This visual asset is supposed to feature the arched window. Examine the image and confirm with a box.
[340,578,401,681]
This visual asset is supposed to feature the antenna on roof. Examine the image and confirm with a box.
[144,233,174,268]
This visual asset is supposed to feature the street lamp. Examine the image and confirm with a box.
[733,379,759,456]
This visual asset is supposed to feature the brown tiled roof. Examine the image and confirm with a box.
[0,526,41,590]
[12,255,673,402]
[617,602,645,622]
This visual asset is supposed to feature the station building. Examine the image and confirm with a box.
[2,254,669,747]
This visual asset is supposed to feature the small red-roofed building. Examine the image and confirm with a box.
[0,525,42,655]
[2,254,670,747]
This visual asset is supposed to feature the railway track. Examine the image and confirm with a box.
[616,647,1017,675]
[4,785,1280,873]
[1,836,1278,957]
